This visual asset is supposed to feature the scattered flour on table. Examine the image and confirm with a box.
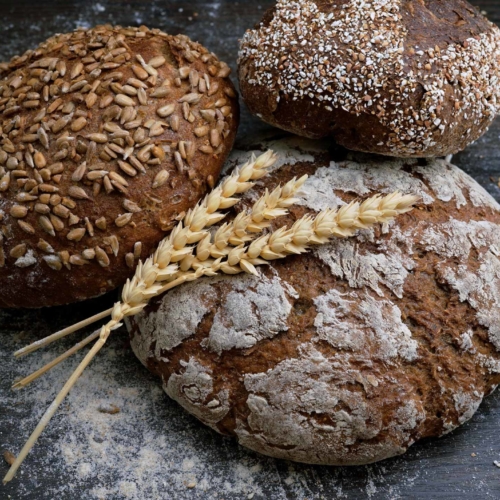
[0,323,433,500]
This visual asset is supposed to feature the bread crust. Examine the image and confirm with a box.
[0,25,239,308]
[238,0,500,157]
[128,138,500,465]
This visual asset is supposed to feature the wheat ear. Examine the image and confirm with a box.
[12,175,308,392]
[3,151,277,484]
[4,183,418,483]
[13,151,278,360]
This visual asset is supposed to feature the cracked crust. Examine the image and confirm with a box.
[127,138,500,465]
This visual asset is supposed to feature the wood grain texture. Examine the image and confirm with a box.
[1,1,500,499]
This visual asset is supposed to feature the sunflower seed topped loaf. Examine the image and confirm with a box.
[127,137,500,465]
[238,0,500,157]
[0,25,239,308]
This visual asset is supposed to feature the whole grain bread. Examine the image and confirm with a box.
[127,136,500,465]
[238,0,500,158]
[0,25,239,308]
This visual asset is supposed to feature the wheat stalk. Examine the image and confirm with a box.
[13,150,279,360]
[10,177,309,395]
[3,187,418,484]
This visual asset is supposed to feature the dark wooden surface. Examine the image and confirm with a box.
[1,1,500,499]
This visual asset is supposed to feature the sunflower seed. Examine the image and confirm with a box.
[122,84,138,96]
[157,103,175,118]
[42,255,62,270]
[39,216,55,236]
[69,255,88,266]
[70,62,84,79]
[115,213,133,227]
[87,133,108,143]
[194,125,210,137]
[115,94,135,107]
[199,144,213,155]
[62,197,76,209]
[48,162,64,174]
[38,184,59,193]
[150,87,170,98]
[37,127,50,150]
[87,170,108,181]
[33,151,46,169]
[174,152,184,173]
[95,217,107,230]
[49,194,61,206]
[49,214,64,232]
[35,203,50,214]
[10,243,27,258]
[110,180,128,194]
[152,169,169,189]
[0,173,10,192]
[68,186,91,200]
[71,162,87,181]
[66,227,86,241]
[120,199,141,214]
[117,160,137,177]
[10,204,28,218]
[52,115,72,133]
[132,65,148,80]
[95,246,110,267]
[71,116,87,132]
[99,94,114,108]
[200,109,216,123]
[170,115,180,131]
[152,146,165,161]
[210,129,221,148]
[103,235,120,256]
[149,122,164,137]
[82,248,96,260]
[208,82,219,96]
[179,67,190,79]
[179,93,201,104]
[16,193,37,204]
[189,69,199,88]
[178,141,187,159]
[47,98,63,114]
[148,55,166,68]
[84,218,94,237]
[132,242,142,259]
[108,171,129,186]
[52,204,69,218]
[68,213,80,226]
[103,175,114,194]
[37,239,54,253]
[120,106,136,124]
[125,253,135,268]
[102,105,121,122]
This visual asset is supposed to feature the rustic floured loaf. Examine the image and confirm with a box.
[127,136,500,465]
[238,0,500,158]
[0,25,238,308]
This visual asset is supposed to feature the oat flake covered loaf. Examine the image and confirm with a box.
[127,137,500,465]
[0,25,238,308]
[238,0,500,157]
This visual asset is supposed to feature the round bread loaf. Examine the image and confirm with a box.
[127,137,500,465]
[238,0,500,158]
[0,25,238,308]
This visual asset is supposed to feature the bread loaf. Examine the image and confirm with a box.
[127,137,500,465]
[238,0,500,158]
[0,25,238,308]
